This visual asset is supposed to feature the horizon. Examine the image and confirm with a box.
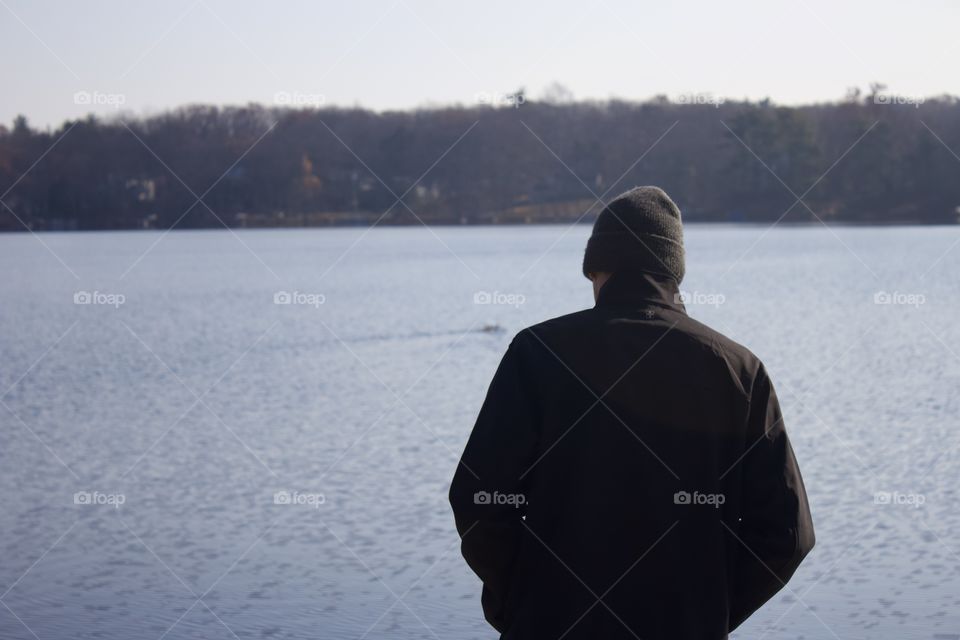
[9,87,955,133]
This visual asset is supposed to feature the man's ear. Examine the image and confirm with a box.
[591,271,612,302]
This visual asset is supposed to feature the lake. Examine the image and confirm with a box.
[1,224,959,640]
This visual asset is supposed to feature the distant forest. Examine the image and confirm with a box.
[2,86,960,231]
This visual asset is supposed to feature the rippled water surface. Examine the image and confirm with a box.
[1,225,959,639]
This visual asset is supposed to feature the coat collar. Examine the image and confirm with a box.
[594,269,686,314]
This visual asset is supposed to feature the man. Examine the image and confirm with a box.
[449,186,814,639]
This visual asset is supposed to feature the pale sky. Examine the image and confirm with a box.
[2,0,958,129]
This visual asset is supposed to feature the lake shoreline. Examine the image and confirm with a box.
[2,217,959,234]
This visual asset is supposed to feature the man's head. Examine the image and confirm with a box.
[583,186,685,299]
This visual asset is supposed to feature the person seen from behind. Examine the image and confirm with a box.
[450,186,815,639]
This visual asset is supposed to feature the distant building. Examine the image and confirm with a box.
[125,178,156,202]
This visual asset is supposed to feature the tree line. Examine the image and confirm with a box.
[2,88,959,231]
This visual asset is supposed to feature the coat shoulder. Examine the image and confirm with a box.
[512,308,599,348]
[521,308,596,334]
[672,313,766,397]
[517,308,766,399]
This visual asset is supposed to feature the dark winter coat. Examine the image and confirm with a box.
[449,269,815,640]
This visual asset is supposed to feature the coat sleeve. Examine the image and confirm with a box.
[728,363,815,631]
[449,332,540,633]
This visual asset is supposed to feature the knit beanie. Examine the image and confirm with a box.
[582,186,685,283]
